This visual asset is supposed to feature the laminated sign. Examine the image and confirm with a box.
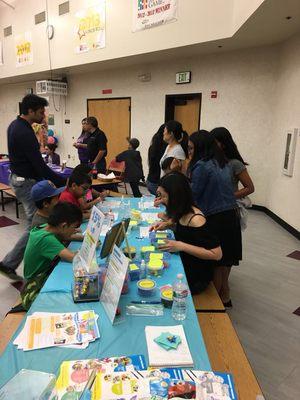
[132,0,178,32]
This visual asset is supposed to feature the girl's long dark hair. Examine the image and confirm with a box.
[159,172,194,221]
[211,127,248,165]
[148,124,167,167]
[189,130,227,169]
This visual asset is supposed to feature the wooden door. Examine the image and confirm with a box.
[174,98,200,134]
[87,98,131,164]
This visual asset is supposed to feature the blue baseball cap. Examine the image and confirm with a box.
[31,180,65,202]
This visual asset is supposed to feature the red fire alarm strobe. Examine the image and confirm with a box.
[102,89,112,94]
[211,90,218,98]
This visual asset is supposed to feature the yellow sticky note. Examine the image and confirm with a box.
[129,263,139,271]
[149,253,163,260]
[156,233,167,238]
[141,246,155,252]
[129,220,138,226]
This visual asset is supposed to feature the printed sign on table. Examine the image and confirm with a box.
[132,0,178,32]
[15,31,33,67]
[75,2,106,54]
[79,206,105,271]
[100,245,129,324]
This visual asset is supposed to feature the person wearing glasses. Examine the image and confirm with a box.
[59,170,93,219]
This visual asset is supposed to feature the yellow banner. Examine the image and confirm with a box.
[75,2,106,54]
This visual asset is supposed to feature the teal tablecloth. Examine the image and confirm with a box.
[0,198,211,387]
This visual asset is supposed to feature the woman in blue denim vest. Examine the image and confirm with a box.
[188,130,242,308]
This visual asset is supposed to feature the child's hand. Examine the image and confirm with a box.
[154,197,163,207]
[158,240,184,253]
[150,221,170,232]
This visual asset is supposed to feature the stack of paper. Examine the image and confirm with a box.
[98,172,116,180]
[145,325,194,368]
[14,311,100,351]
[54,355,146,400]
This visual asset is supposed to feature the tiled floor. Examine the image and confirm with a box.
[0,199,299,399]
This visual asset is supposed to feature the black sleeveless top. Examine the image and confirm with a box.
[175,213,220,294]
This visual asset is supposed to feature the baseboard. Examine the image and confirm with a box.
[251,205,300,240]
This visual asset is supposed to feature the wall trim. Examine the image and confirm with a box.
[251,205,300,240]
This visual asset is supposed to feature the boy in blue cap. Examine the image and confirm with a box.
[31,180,65,227]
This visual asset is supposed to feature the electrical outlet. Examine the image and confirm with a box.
[68,154,71,159]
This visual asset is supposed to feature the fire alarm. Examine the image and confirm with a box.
[211,90,218,98]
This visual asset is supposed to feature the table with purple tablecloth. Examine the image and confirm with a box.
[0,162,73,185]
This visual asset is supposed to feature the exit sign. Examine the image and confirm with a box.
[176,71,191,84]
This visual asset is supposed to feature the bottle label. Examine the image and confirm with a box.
[173,289,188,299]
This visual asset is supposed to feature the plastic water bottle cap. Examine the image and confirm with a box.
[177,273,183,279]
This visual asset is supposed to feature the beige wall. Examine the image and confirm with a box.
[0,0,237,79]
[0,32,299,230]
[267,34,300,229]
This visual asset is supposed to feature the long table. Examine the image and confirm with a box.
[0,162,73,185]
[0,198,211,387]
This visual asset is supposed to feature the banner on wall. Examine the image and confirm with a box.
[15,31,33,67]
[132,0,178,32]
[75,2,106,54]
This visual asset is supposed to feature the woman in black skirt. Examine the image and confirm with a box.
[188,131,242,307]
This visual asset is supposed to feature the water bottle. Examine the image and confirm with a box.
[172,273,189,321]
[139,259,147,280]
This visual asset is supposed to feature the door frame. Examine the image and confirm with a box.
[164,93,202,130]
[86,97,132,138]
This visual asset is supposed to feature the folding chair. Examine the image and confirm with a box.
[107,159,128,194]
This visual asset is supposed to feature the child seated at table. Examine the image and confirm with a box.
[44,143,60,166]
[21,202,83,310]
[150,172,222,294]
[115,138,144,198]
[59,170,95,219]
[31,180,65,227]
[31,180,84,241]
[72,164,108,209]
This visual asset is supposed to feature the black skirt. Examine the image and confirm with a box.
[206,208,242,267]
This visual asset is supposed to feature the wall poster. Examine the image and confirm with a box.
[15,31,33,67]
[132,0,178,32]
[75,2,106,54]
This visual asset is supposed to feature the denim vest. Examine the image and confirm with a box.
[191,159,237,216]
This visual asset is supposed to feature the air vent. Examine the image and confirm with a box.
[35,11,46,24]
[59,1,69,16]
[4,26,12,37]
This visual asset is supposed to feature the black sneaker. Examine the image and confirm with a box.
[223,300,233,308]
[0,263,23,281]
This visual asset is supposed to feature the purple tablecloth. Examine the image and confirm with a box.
[0,162,73,185]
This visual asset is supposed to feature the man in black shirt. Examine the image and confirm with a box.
[85,116,108,173]
[0,94,66,280]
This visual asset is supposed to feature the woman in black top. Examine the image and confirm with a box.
[146,124,167,195]
[153,172,222,294]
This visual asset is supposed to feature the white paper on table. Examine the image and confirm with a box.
[143,201,156,209]
[140,227,150,238]
[98,172,116,179]
[145,325,194,368]
[141,212,159,223]
[102,200,121,208]
[14,311,99,351]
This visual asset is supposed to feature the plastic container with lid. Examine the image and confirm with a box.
[137,278,156,297]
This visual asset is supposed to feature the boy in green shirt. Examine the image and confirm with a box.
[22,202,82,310]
